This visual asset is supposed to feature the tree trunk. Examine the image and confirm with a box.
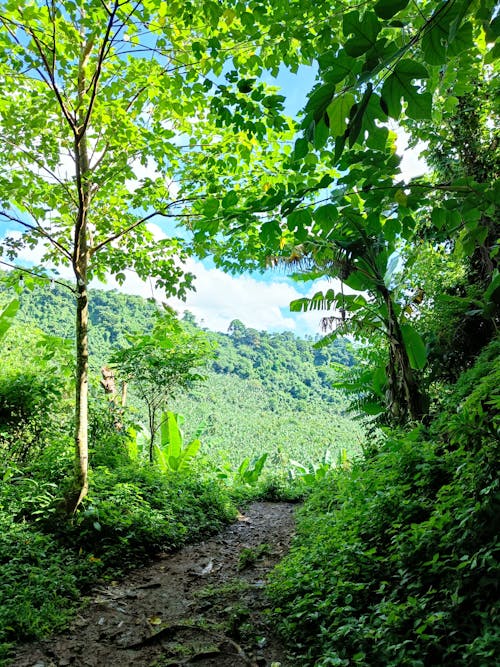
[148,404,156,463]
[384,291,424,423]
[72,36,94,511]
[74,275,89,509]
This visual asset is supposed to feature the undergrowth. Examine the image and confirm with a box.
[268,342,500,666]
[0,458,237,663]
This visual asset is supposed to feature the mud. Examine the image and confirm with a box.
[12,502,297,667]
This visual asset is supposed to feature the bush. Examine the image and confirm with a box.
[66,463,237,569]
[269,348,500,666]
[0,458,238,662]
[0,500,81,659]
[0,370,68,463]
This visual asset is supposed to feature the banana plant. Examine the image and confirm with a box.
[154,411,201,473]
[237,453,268,485]
[288,215,426,423]
[0,299,19,343]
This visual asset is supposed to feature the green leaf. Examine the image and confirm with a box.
[381,60,431,120]
[343,11,381,57]
[320,50,356,85]
[304,81,336,122]
[222,191,238,209]
[293,137,309,160]
[374,0,410,20]
[327,93,356,137]
[290,297,309,312]
[400,324,427,370]
[421,3,473,66]
[362,401,385,415]
[160,411,183,459]
[314,118,330,149]
[259,220,281,247]
[394,189,408,207]
[203,197,220,216]
[178,439,201,470]
[314,204,338,227]
[431,207,448,230]
[348,83,373,147]
[287,208,313,233]
[0,298,19,341]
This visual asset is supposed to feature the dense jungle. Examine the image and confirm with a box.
[0,0,498,665]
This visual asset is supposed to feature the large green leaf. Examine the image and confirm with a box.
[343,11,381,57]
[0,298,19,341]
[319,50,357,85]
[313,204,339,228]
[160,411,183,459]
[422,2,473,65]
[327,92,356,137]
[381,60,431,120]
[400,324,427,370]
[348,83,372,147]
[293,137,309,160]
[178,438,201,471]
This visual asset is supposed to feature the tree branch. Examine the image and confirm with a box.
[89,207,180,256]
[17,9,77,134]
[0,259,76,294]
[0,210,73,261]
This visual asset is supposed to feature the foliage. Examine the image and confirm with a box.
[2,281,363,470]
[0,455,237,661]
[0,298,18,342]
[0,510,80,656]
[236,453,269,486]
[111,309,214,460]
[0,322,73,464]
[0,0,296,503]
[269,344,500,665]
[183,0,498,424]
[154,411,202,474]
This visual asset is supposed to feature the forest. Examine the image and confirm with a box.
[0,0,498,665]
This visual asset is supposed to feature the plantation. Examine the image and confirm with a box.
[0,0,498,665]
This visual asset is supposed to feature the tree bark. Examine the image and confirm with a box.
[74,275,89,509]
[384,291,424,423]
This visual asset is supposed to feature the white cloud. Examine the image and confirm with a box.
[97,258,304,333]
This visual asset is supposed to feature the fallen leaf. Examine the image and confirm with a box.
[148,616,162,625]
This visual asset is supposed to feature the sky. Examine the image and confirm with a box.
[0,67,428,338]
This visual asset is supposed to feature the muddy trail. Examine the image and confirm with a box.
[13,502,297,667]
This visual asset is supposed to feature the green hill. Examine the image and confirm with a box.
[3,280,364,468]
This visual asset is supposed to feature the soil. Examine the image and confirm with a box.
[12,502,297,667]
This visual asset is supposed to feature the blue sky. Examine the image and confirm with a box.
[0,65,427,338]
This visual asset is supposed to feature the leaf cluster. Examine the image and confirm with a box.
[269,343,500,665]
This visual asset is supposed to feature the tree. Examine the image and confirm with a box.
[0,0,293,507]
[287,224,427,423]
[182,0,498,423]
[110,308,214,462]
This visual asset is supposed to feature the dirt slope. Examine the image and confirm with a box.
[13,502,296,667]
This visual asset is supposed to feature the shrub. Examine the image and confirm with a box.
[269,348,500,665]
[0,370,67,463]
[67,463,237,568]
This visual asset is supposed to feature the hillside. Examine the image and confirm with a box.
[3,281,364,468]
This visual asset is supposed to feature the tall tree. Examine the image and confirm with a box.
[182,0,498,422]
[0,0,293,507]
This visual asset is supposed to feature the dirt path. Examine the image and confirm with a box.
[13,502,296,667]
